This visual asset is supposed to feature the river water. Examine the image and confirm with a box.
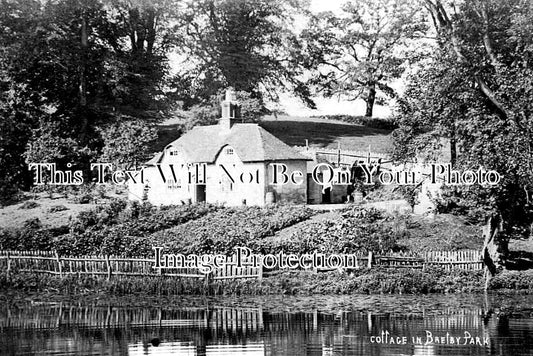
[1,293,533,355]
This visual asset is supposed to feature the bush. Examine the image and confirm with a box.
[150,205,315,255]
[73,194,92,204]
[19,201,40,209]
[68,198,128,233]
[0,218,68,251]
[489,270,533,291]
[98,119,157,169]
[49,205,68,213]
[58,202,221,256]
[0,200,220,256]
[259,207,402,255]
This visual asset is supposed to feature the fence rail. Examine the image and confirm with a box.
[0,249,484,280]
[0,250,261,280]
[376,250,483,271]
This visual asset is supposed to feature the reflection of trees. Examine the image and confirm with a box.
[1,302,533,355]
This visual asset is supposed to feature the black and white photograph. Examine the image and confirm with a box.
[1,0,533,355]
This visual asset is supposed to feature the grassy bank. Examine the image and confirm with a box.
[0,267,486,296]
[2,201,519,296]
[0,202,316,256]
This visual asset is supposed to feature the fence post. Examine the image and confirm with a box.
[367,251,372,269]
[55,251,62,278]
[6,251,10,277]
[105,255,111,280]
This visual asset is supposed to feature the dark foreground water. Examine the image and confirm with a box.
[1,294,533,356]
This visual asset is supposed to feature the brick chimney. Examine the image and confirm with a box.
[220,88,240,131]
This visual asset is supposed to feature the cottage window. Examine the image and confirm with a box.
[221,175,233,192]
[168,148,179,156]
[167,179,181,190]
[226,148,234,155]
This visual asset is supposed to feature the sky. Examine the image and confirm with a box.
[310,0,344,13]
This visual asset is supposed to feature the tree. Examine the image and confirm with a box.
[0,89,37,201]
[302,0,426,117]
[0,0,49,200]
[393,0,533,275]
[109,0,180,121]
[99,119,157,169]
[174,0,314,107]
[178,89,266,131]
[0,0,180,199]
[392,49,470,166]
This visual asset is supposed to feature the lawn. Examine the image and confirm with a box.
[0,189,127,229]
[260,115,393,153]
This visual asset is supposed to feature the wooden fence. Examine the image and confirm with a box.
[0,250,261,280]
[0,249,484,280]
[378,250,484,271]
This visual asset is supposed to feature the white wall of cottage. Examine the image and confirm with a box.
[128,145,309,206]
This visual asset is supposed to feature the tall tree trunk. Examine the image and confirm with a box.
[365,83,376,117]
[482,214,508,289]
[450,121,457,166]
[79,12,88,143]
[146,8,157,55]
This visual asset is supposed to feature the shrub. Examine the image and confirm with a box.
[0,200,220,256]
[49,205,68,213]
[259,207,402,255]
[150,205,315,255]
[0,218,68,251]
[19,201,40,209]
[489,270,533,291]
[99,119,158,170]
[59,202,221,256]
[73,194,92,204]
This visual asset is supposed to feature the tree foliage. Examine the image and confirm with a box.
[99,119,158,169]
[393,0,533,237]
[174,0,314,107]
[178,89,266,131]
[0,0,178,199]
[302,0,426,116]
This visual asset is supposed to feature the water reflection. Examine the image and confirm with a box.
[1,295,533,355]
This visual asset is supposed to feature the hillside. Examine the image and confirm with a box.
[260,115,393,153]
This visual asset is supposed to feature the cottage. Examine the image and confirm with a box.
[128,90,310,206]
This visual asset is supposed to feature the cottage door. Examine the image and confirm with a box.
[322,187,331,203]
[195,184,206,203]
